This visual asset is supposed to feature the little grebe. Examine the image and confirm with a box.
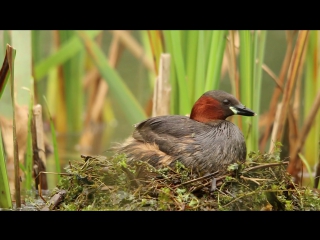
[115,90,256,176]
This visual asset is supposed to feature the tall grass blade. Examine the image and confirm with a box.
[0,31,11,60]
[147,31,164,76]
[0,44,12,209]
[140,30,156,88]
[0,129,12,209]
[43,96,61,182]
[59,30,84,133]
[7,44,21,208]
[0,31,11,99]
[162,30,178,114]
[205,30,228,91]
[34,30,101,80]
[0,50,9,99]
[25,79,34,191]
[239,30,254,153]
[11,31,34,192]
[299,153,314,187]
[304,30,320,168]
[252,31,267,151]
[185,30,198,101]
[194,31,206,101]
[11,31,32,107]
[45,33,67,134]
[169,31,190,115]
[204,31,213,65]
[76,30,147,124]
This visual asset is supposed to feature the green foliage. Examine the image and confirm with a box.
[34,30,101,80]
[304,31,320,168]
[0,45,12,209]
[239,30,267,154]
[25,79,34,191]
[43,96,61,182]
[162,30,228,115]
[299,153,314,187]
[37,145,320,211]
[0,129,12,209]
[76,31,147,125]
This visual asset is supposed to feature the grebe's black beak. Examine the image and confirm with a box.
[230,104,256,117]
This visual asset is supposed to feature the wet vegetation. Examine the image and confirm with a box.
[35,143,320,211]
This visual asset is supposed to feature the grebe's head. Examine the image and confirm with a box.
[190,90,256,123]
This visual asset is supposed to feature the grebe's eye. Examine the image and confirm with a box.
[223,99,230,105]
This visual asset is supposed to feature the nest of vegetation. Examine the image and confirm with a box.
[40,143,320,211]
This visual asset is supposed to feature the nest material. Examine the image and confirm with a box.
[43,144,320,211]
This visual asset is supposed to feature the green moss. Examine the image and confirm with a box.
[42,144,320,211]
